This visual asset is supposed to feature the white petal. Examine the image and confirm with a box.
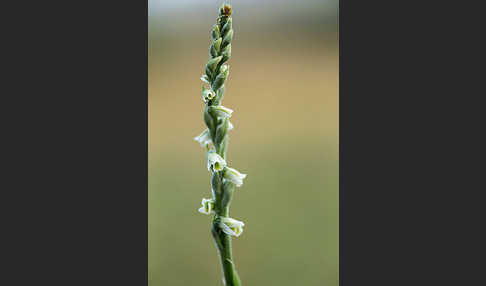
[207,152,227,172]
[223,167,247,187]
[211,106,233,118]
[194,129,212,147]
[219,218,245,237]
[201,75,210,83]
[220,222,237,236]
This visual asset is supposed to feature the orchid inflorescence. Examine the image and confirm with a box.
[193,3,246,286]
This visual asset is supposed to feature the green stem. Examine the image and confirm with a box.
[211,220,242,286]
[211,173,240,285]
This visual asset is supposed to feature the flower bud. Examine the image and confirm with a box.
[221,17,232,35]
[210,37,222,58]
[208,105,233,119]
[200,74,210,84]
[207,151,227,172]
[198,198,215,215]
[211,24,220,40]
[194,129,212,147]
[222,29,233,48]
[221,44,231,64]
[206,56,223,74]
[219,217,244,237]
[211,64,230,91]
[219,3,232,17]
[223,167,247,187]
[219,64,229,74]
[213,85,225,105]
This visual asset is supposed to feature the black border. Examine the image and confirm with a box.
[340,1,482,285]
[7,1,149,285]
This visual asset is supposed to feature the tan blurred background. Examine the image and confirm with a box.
[149,0,338,285]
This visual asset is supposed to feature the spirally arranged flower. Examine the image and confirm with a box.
[206,151,227,172]
[223,167,247,187]
[194,129,212,147]
[198,198,215,215]
[219,217,245,237]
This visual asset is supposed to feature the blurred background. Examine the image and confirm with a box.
[149,0,338,285]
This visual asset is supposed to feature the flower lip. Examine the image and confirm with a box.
[223,167,247,187]
[207,151,227,172]
[201,75,210,83]
[194,129,212,147]
[198,198,215,215]
[210,105,233,118]
[202,89,216,102]
[219,217,245,237]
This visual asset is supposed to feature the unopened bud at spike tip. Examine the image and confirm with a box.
[211,24,220,40]
[219,3,232,17]
[222,29,233,48]
[221,17,232,35]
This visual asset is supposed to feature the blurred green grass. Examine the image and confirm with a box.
[149,1,338,285]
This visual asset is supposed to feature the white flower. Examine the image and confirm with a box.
[202,89,216,102]
[209,105,233,119]
[198,198,215,215]
[207,151,227,172]
[194,129,212,147]
[201,74,210,83]
[223,167,247,187]
[228,121,234,131]
[219,217,245,237]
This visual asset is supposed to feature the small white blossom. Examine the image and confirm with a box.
[219,217,245,237]
[207,151,227,172]
[210,105,233,119]
[198,198,215,215]
[194,129,212,147]
[228,121,234,131]
[202,89,216,102]
[201,74,210,83]
[223,167,247,187]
